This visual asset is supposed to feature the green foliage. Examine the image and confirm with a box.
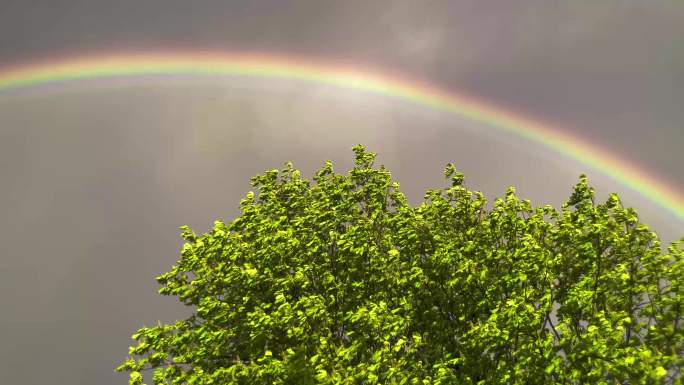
[117,145,683,384]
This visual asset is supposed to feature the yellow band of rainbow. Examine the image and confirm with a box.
[1,51,682,223]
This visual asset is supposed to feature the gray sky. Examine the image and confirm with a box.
[0,1,683,384]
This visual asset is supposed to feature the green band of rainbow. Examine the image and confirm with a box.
[1,51,682,222]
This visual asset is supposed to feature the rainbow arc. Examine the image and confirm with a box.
[0,51,682,222]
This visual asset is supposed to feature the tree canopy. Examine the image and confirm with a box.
[117,145,683,384]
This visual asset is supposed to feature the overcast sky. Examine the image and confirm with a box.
[0,1,683,384]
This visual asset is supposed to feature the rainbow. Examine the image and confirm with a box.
[0,51,683,222]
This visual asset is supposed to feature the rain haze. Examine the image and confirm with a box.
[0,1,683,384]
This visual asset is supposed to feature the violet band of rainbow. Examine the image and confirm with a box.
[1,52,682,223]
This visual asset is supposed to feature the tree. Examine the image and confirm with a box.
[117,145,683,384]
